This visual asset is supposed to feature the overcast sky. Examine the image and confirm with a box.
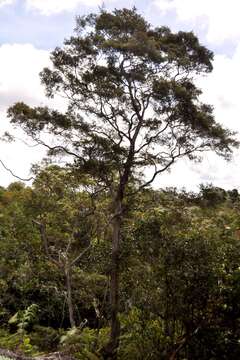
[0,0,240,191]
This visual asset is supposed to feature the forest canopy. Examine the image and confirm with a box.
[0,176,240,359]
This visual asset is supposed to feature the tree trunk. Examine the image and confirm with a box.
[65,266,76,328]
[102,199,122,359]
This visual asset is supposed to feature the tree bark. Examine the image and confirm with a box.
[65,266,76,328]
[102,199,122,359]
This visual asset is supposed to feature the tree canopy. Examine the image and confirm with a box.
[8,8,237,190]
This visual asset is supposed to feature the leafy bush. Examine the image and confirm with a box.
[0,329,23,350]
[30,325,61,352]
[8,304,39,332]
[60,327,109,359]
[119,308,170,360]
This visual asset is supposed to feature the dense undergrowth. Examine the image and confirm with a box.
[1,169,240,359]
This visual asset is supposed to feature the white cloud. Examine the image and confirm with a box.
[0,0,13,7]
[0,0,116,15]
[26,0,107,15]
[154,0,240,44]
[151,0,240,189]
[154,44,240,191]
[0,44,51,186]
[0,44,50,109]
[0,43,69,186]
[199,45,240,134]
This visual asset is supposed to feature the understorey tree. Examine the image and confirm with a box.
[8,8,238,358]
[31,165,96,329]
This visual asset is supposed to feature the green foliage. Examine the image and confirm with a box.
[119,308,168,359]
[0,329,22,350]
[1,174,240,358]
[30,326,61,352]
[19,335,38,355]
[9,304,39,332]
[0,329,36,355]
[60,327,109,359]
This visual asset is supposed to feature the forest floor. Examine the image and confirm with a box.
[0,349,75,360]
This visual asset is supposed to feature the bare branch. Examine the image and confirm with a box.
[32,220,56,263]
[0,159,33,182]
[71,244,91,266]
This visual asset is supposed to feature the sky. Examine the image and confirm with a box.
[0,0,240,191]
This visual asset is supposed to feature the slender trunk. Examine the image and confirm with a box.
[169,326,200,360]
[65,266,76,328]
[102,199,122,359]
[169,336,187,360]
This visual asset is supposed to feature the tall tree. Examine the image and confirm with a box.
[8,8,238,358]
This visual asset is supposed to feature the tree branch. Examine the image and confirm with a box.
[0,159,33,182]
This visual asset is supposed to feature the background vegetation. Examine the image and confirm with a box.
[0,169,240,359]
